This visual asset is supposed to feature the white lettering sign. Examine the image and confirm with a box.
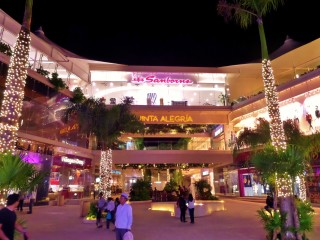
[61,156,85,166]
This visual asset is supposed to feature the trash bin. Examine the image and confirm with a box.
[58,195,64,206]
[80,200,93,217]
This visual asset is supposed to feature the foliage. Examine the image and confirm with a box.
[36,66,50,78]
[218,93,229,106]
[296,200,315,235]
[194,179,218,200]
[172,169,183,187]
[0,42,13,56]
[144,124,216,135]
[257,209,283,240]
[130,179,151,201]
[14,217,27,240]
[0,153,46,194]
[173,138,190,150]
[217,0,285,29]
[64,97,144,149]
[49,72,67,91]
[70,87,85,104]
[236,118,270,148]
[164,179,179,194]
[283,119,301,144]
[144,169,152,182]
[86,202,98,219]
[134,138,144,150]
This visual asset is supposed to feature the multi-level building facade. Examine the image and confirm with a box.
[1,9,320,202]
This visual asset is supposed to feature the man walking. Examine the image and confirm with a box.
[27,191,36,214]
[115,193,132,240]
[0,193,29,240]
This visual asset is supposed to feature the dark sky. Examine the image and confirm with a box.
[1,0,319,67]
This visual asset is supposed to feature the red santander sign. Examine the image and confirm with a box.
[132,75,193,85]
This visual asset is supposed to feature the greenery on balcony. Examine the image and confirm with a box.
[0,41,12,56]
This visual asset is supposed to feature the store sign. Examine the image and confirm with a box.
[140,114,193,123]
[60,123,79,135]
[61,156,85,166]
[132,74,194,85]
[202,170,209,176]
[214,125,224,137]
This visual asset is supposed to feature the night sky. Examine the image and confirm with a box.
[1,0,319,67]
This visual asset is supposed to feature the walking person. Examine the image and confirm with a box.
[105,197,115,229]
[187,193,195,224]
[96,192,106,228]
[27,190,36,214]
[177,195,187,222]
[115,193,133,240]
[0,193,29,240]
[17,192,25,212]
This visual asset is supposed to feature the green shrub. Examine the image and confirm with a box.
[194,179,218,200]
[130,179,151,201]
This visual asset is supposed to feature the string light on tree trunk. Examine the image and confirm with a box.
[0,27,30,152]
[262,59,286,150]
[99,149,112,198]
[276,173,293,198]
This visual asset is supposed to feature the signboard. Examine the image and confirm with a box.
[61,156,85,166]
[132,73,194,85]
[214,125,224,137]
[53,155,91,168]
[307,176,320,203]
[139,114,193,123]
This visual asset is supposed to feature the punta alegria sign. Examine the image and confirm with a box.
[132,73,194,85]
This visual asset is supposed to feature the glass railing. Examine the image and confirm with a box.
[123,140,225,151]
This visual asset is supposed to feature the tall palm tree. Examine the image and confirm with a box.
[217,0,286,150]
[0,0,33,152]
[64,97,144,197]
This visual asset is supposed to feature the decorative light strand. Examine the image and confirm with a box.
[99,149,113,198]
[276,173,293,198]
[0,27,31,152]
[262,59,286,150]
[297,175,307,201]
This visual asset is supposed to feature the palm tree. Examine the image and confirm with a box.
[217,0,286,150]
[0,0,33,152]
[0,152,45,198]
[236,118,320,239]
[64,96,144,197]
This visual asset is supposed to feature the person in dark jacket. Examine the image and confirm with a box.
[177,195,187,222]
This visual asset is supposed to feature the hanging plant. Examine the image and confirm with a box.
[70,87,85,104]
[49,72,67,91]
[0,42,13,56]
[36,66,50,78]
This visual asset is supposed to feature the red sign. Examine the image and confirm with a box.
[132,75,193,85]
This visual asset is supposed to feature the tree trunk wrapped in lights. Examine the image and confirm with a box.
[99,149,113,197]
[217,1,307,239]
[0,0,33,152]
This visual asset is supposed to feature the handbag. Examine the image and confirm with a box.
[106,211,112,220]
[123,231,134,240]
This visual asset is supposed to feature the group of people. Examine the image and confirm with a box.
[96,192,133,240]
[17,191,36,214]
[177,193,195,224]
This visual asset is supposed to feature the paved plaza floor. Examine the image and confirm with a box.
[17,198,320,240]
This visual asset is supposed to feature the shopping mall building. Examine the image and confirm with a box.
[1,9,320,202]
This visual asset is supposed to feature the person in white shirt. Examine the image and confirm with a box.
[105,197,115,229]
[187,193,195,224]
[115,193,132,240]
[96,192,106,228]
